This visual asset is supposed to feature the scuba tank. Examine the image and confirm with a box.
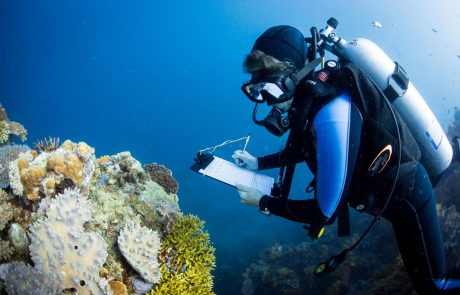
[317,18,452,177]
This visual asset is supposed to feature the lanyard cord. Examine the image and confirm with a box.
[198,134,251,154]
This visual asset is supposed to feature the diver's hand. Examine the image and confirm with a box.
[232,150,258,170]
[235,184,264,207]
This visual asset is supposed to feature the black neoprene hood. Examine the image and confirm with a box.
[252,25,308,70]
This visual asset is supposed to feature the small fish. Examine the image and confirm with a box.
[432,28,438,33]
[372,20,383,28]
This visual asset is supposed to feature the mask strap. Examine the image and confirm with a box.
[292,58,322,83]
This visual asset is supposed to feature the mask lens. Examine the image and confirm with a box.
[242,81,287,104]
[242,82,265,103]
[260,83,285,105]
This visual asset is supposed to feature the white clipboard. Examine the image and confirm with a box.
[191,153,274,195]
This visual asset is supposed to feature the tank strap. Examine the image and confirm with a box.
[383,62,409,102]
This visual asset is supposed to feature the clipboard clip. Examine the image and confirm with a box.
[190,152,214,173]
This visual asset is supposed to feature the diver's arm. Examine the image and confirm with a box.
[257,151,286,170]
[258,93,362,224]
[257,149,305,170]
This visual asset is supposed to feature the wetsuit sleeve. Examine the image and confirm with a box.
[257,148,305,170]
[259,92,362,224]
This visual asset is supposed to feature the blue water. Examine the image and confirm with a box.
[2,1,460,294]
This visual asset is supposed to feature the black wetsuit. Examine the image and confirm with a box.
[256,64,460,294]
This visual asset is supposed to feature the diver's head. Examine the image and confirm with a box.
[241,25,308,136]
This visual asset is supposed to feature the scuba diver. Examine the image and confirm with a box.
[232,20,460,294]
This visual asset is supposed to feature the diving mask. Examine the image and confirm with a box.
[241,75,295,105]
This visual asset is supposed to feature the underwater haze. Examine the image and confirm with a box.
[2,0,460,294]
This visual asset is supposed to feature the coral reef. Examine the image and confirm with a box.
[98,152,149,192]
[240,215,416,295]
[0,144,30,188]
[0,188,111,295]
[150,215,216,295]
[438,204,460,270]
[446,108,460,139]
[143,163,179,194]
[118,220,162,284]
[0,103,216,294]
[8,140,95,201]
[140,180,181,234]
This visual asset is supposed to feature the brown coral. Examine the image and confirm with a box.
[20,165,47,201]
[143,163,179,194]
[0,240,14,262]
[47,153,83,185]
[108,280,128,295]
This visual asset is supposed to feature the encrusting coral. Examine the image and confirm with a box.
[118,220,162,284]
[149,215,216,295]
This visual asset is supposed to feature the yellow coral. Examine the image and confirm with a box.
[61,140,74,151]
[20,165,47,201]
[0,120,10,143]
[76,142,95,159]
[149,215,216,295]
[97,155,110,164]
[47,153,83,185]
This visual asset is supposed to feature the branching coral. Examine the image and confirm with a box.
[149,215,216,295]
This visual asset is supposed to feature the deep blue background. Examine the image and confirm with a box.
[2,1,460,293]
